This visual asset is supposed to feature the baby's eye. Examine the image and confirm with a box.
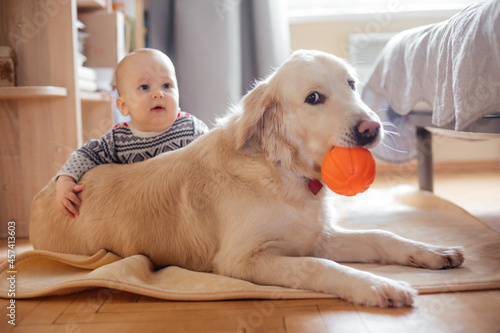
[163,83,171,89]
[139,84,150,90]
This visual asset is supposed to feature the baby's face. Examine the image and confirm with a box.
[116,50,180,132]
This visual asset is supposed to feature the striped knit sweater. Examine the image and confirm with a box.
[57,113,209,181]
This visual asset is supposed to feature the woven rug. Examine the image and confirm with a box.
[1,185,499,300]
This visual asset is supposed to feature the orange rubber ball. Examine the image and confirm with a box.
[321,147,376,196]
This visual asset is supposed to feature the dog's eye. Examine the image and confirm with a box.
[305,92,325,105]
[348,80,356,91]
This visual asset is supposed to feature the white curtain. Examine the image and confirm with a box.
[148,0,291,127]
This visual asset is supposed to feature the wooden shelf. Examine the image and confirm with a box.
[0,0,118,238]
[0,86,68,99]
[77,0,107,9]
[80,90,112,103]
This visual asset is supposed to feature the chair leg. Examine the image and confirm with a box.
[416,127,433,192]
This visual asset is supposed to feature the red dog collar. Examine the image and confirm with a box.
[308,179,323,195]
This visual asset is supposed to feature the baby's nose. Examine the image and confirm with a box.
[152,89,165,98]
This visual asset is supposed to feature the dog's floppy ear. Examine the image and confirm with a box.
[235,81,276,149]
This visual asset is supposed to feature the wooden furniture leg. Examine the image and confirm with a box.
[417,127,433,192]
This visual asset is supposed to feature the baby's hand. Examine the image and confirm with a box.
[56,175,85,218]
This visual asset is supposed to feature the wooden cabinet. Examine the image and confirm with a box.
[0,0,122,237]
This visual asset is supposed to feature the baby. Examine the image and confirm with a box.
[56,48,209,217]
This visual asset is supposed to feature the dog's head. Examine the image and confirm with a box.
[234,49,383,179]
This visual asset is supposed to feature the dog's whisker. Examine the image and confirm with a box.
[382,129,401,141]
[382,134,399,149]
[349,60,365,68]
[375,108,388,115]
[385,131,404,145]
[381,121,397,128]
[381,141,408,154]
[383,130,402,138]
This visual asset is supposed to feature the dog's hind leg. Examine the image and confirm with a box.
[313,228,464,270]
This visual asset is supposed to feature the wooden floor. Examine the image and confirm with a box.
[1,289,499,333]
[1,169,500,333]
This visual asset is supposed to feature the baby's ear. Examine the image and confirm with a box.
[115,96,129,116]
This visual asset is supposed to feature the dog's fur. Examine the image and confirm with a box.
[30,50,464,307]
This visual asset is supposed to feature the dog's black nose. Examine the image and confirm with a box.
[355,120,380,146]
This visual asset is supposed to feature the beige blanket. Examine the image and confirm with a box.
[1,185,499,300]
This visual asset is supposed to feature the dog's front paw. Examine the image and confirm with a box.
[407,246,465,270]
[350,275,417,308]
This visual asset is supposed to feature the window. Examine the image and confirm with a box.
[287,0,478,23]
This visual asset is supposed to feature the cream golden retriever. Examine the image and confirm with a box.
[30,50,464,307]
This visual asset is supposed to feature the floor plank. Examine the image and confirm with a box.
[99,298,333,313]
[12,322,251,333]
[63,289,112,315]
[354,305,413,333]
[319,299,369,333]
[56,305,294,332]
[0,297,45,333]
[17,294,78,326]
[282,306,325,333]
[104,290,140,304]
[400,292,494,333]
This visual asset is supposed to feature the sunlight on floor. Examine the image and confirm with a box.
[372,169,500,231]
